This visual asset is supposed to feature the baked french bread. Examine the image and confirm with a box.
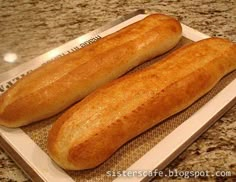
[0,14,182,127]
[47,38,236,170]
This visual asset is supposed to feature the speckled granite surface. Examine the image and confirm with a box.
[0,0,235,181]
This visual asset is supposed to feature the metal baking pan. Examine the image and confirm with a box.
[0,10,235,182]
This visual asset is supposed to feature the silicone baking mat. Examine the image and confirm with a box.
[21,37,236,181]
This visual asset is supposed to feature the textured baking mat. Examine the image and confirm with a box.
[21,37,236,182]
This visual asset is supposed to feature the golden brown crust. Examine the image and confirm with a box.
[47,38,236,170]
[0,14,182,127]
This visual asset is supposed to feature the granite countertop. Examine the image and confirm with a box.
[0,0,235,181]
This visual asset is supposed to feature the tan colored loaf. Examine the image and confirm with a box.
[0,14,182,128]
[47,38,236,170]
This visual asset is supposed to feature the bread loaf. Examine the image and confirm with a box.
[47,38,236,170]
[0,14,182,127]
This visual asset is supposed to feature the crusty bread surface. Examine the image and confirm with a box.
[0,14,182,127]
[47,38,236,170]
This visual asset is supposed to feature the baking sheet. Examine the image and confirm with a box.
[0,10,235,182]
